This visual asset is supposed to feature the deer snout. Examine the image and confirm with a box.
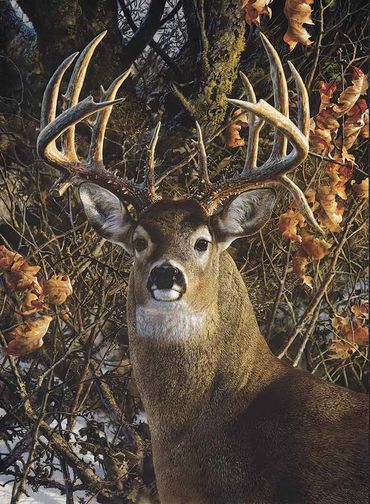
[147,263,186,301]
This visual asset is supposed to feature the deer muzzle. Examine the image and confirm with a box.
[147,263,186,302]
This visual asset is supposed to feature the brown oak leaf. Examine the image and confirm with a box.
[242,0,273,26]
[331,315,368,347]
[292,251,312,288]
[18,287,45,317]
[278,209,305,242]
[326,340,358,360]
[351,301,369,320]
[43,275,73,305]
[300,231,331,260]
[332,67,369,118]
[226,109,248,148]
[317,185,345,232]
[283,0,314,51]
[6,316,53,357]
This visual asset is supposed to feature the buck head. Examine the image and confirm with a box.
[79,185,276,311]
[36,31,319,330]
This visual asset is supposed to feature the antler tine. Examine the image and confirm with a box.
[39,53,79,166]
[40,52,78,130]
[195,121,211,187]
[88,67,132,163]
[37,95,124,169]
[260,33,289,158]
[61,31,107,160]
[287,61,310,138]
[198,35,324,233]
[239,71,264,172]
[37,34,159,212]
[226,98,308,182]
[145,121,161,194]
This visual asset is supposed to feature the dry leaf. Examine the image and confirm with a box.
[242,0,273,26]
[326,339,358,360]
[6,316,53,357]
[344,99,368,149]
[310,108,340,154]
[0,245,23,270]
[332,67,369,118]
[18,287,45,317]
[226,109,248,148]
[0,245,40,292]
[283,0,314,51]
[331,314,369,347]
[317,185,345,232]
[360,109,369,139]
[43,275,73,305]
[300,231,331,260]
[318,81,337,112]
[325,159,353,200]
[292,251,312,288]
[278,209,305,242]
[351,301,369,320]
[351,178,368,200]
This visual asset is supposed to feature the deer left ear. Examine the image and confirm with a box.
[213,189,276,249]
[79,183,136,254]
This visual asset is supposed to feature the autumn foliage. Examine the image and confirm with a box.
[0,245,72,356]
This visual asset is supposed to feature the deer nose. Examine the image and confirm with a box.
[148,264,184,290]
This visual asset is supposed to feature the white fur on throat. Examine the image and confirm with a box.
[135,300,206,341]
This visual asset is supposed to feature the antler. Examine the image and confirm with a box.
[195,34,323,235]
[37,31,160,212]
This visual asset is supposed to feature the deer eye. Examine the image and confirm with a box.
[194,239,209,252]
[133,238,148,252]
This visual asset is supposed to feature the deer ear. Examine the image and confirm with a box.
[79,183,135,253]
[213,189,276,249]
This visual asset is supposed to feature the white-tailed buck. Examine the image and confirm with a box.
[37,32,368,504]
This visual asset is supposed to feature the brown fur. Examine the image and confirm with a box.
[125,200,369,504]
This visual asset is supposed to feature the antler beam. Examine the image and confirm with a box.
[37,31,160,212]
[195,33,323,235]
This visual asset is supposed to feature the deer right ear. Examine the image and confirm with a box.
[79,183,136,254]
[213,189,276,250]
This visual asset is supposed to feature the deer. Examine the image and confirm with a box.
[37,31,368,504]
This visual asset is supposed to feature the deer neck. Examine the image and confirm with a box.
[127,252,277,438]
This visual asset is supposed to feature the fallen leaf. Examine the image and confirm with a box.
[278,209,305,242]
[242,0,273,26]
[43,275,73,305]
[6,316,53,356]
[283,0,314,51]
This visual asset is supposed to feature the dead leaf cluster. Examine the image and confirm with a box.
[0,245,72,356]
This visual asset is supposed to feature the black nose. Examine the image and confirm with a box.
[148,264,184,290]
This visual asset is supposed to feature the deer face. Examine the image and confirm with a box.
[79,184,276,311]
